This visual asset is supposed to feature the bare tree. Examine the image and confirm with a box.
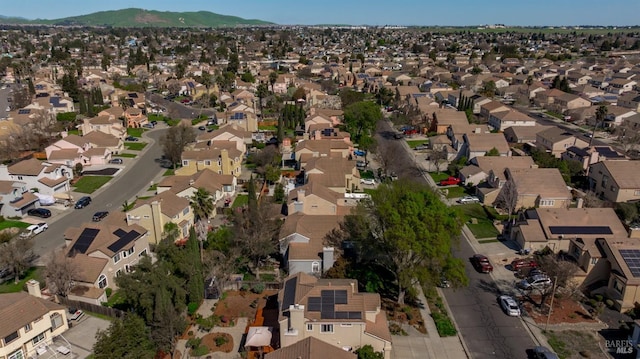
[494,179,519,225]
[203,248,239,295]
[44,249,78,298]
[161,124,196,169]
[581,191,604,208]
[0,238,34,284]
[614,123,640,156]
[429,148,448,173]
[231,202,282,274]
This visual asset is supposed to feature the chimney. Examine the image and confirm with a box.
[323,246,335,272]
[297,189,305,203]
[27,279,42,298]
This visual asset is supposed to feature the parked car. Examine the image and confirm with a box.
[353,149,366,157]
[198,126,206,131]
[27,208,51,218]
[356,160,368,169]
[510,259,538,271]
[532,346,559,359]
[74,196,92,209]
[470,254,493,273]
[92,211,109,222]
[457,196,480,204]
[109,158,123,164]
[142,123,154,128]
[20,223,48,238]
[517,274,552,290]
[360,178,376,186]
[125,136,139,142]
[150,120,158,126]
[414,145,429,151]
[439,176,461,186]
[498,295,521,316]
[438,276,451,288]
[68,308,85,321]
[206,119,217,126]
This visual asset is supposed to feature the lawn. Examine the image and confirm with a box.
[359,170,375,179]
[544,111,563,120]
[459,204,500,239]
[115,153,137,158]
[124,142,147,151]
[0,267,42,294]
[444,186,469,199]
[429,172,451,182]
[126,127,145,137]
[0,220,30,231]
[258,125,277,131]
[73,176,112,194]
[406,140,428,149]
[66,129,80,136]
[232,195,248,208]
[163,168,175,176]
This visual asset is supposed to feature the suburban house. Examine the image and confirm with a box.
[157,169,237,206]
[126,190,195,245]
[487,109,536,131]
[279,213,341,275]
[0,290,69,359]
[64,222,150,304]
[295,138,352,166]
[77,115,126,138]
[303,157,361,193]
[45,132,123,167]
[617,92,640,112]
[561,146,625,172]
[479,101,510,121]
[461,132,511,160]
[123,107,149,128]
[607,78,637,95]
[589,160,640,202]
[497,167,572,211]
[195,125,252,156]
[0,180,38,218]
[265,336,356,359]
[278,272,392,359]
[175,145,243,177]
[503,125,553,144]
[547,93,591,114]
[459,155,535,195]
[535,126,589,158]
[510,207,627,253]
[1,158,72,199]
[431,109,468,134]
[286,181,363,216]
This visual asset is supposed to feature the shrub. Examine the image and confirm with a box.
[186,337,201,349]
[215,335,229,346]
[388,323,407,336]
[594,294,603,302]
[252,283,265,294]
[605,299,615,308]
[431,312,457,337]
[187,302,200,316]
[191,345,209,356]
[105,288,112,298]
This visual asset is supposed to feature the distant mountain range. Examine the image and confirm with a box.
[0,8,273,27]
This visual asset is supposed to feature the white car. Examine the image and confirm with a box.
[361,178,376,186]
[457,196,480,204]
[499,295,521,316]
[20,223,48,238]
[517,274,552,290]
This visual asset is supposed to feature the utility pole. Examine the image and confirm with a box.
[545,276,558,331]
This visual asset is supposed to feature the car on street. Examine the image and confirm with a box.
[531,346,559,359]
[74,196,92,209]
[27,208,51,218]
[108,158,123,164]
[470,254,493,273]
[356,160,368,169]
[92,211,109,222]
[353,149,366,157]
[125,136,139,142]
[20,223,48,238]
[498,295,521,316]
[439,176,461,186]
[457,196,480,204]
[360,178,376,186]
[510,259,538,271]
[517,274,552,290]
[198,126,206,131]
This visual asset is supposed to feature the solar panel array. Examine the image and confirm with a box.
[620,249,640,277]
[548,226,613,235]
[306,290,352,319]
[282,277,297,310]
[18,109,30,115]
[107,230,141,253]
[69,228,100,255]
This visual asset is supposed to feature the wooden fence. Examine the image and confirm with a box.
[59,297,125,319]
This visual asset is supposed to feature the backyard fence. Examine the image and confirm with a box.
[59,297,125,319]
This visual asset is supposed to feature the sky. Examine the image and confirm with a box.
[2,0,639,26]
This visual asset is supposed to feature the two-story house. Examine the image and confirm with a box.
[176,145,243,177]
[488,109,536,132]
[286,182,364,216]
[498,167,572,211]
[45,132,122,167]
[278,272,392,359]
[536,126,589,158]
[461,132,511,160]
[431,109,468,134]
[589,160,640,202]
[479,101,510,121]
[77,115,126,138]
[295,138,352,167]
[195,125,252,157]
[0,290,69,359]
[126,190,195,245]
[157,169,237,206]
[304,157,361,193]
[64,222,150,304]
[561,146,625,173]
[1,158,72,199]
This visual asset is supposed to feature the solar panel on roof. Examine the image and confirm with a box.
[620,249,640,277]
[321,290,335,304]
[308,297,321,312]
[335,290,348,304]
[113,229,127,237]
[18,109,30,115]
[107,230,141,253]
[548,226,613,235]
[69,228,100,255]
[282,277,297,310]
[334,311,349,319]
[320,303,335,319]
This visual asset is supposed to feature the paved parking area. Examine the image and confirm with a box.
[61,315,111,358]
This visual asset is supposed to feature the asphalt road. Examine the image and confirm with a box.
[147,93,216,120]
[527,110,609,147]
[375,119,536,359]
[32,128,168,259]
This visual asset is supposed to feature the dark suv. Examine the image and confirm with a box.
[74,196,92,209]
[27,208,51,218]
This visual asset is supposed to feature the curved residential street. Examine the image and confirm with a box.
[32,128,168,260]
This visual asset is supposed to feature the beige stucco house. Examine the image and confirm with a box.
[499,167,572,211]
[589,160,640,203]
[536,126,589,158]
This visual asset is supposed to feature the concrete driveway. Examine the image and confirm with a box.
[61,315,111,358]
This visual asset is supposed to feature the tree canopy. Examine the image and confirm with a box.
[343,101,383,143]
[161,124,196,168]
[93,314,156,359]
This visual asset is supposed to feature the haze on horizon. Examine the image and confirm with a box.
[2,0,639,27]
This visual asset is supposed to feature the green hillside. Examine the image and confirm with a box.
[0,8,273,27]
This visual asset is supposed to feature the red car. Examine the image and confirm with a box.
[510,259,538,271]
[470,254,493,273]
[439,176,461,186]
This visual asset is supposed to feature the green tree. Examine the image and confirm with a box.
[355,345,384,359]
[591,105,608,146]
[93,314,156,359]
[481,80,496,98]
[273,182,285,203]
[265,164,281,184]
[190,187,215,263]
[268,71,278,92]
[486,147,500,156]
[161,124,196,168]
[339,88,366,108]
[256,83,269,116]
[343,101,383,142]
[240,72,255,83]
